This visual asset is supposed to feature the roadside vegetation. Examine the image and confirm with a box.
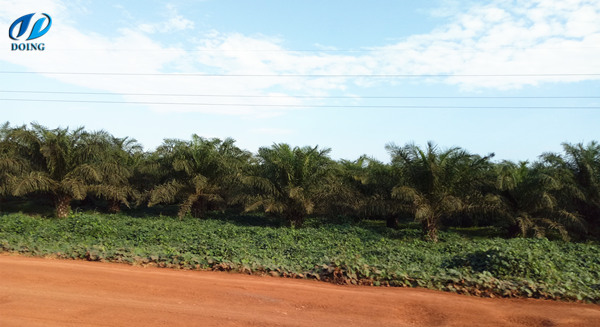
[1,212,598,302]
[1,122,599,302]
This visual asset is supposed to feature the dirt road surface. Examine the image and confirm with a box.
[1,254,599,326]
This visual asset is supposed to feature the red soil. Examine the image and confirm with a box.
[1,254,599,326]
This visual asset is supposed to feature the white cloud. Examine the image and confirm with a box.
[138,5,194,34]
[1,0,599,117]
[0,0,65,23]
[371,0,600,89]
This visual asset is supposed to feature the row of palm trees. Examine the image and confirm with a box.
[1,122,598,241]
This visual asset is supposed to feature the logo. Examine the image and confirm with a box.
[9,13,52,51]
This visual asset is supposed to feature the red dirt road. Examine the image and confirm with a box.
[1,255,599,327]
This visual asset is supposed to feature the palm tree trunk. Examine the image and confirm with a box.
[191,197,207,218]
[108,199,121,213]
[55,194,72,218]
[422,217,439,242]
[287,208,305,228]
[386,215,399,229]
[290,215,304,228]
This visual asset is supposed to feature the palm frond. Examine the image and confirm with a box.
[391,185,420,202]
[148,180,183,207]
[241,175,280,196]
[11,171,56,196]
[59,178,87,200]
[88,184,133,207]
[69,163,102,183]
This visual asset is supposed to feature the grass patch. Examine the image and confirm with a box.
[0,212,598,302]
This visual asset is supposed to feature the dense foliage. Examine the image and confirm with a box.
[1,122,599,242]
[237,144,336,227]
[1,212,598,302]
[387,141,494,241]
[146,135,251,218]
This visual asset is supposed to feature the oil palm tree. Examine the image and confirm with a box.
[5,123,117,217]
[338,156,407,227]
[88,135,143,213]
[542,142,600,237]
[386,141,493,241]
[239,143,334,227]
[147,135,250,218]
[0,123,29,201]
[495,160,585,241]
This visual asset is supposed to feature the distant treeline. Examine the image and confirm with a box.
[1,122,598,242]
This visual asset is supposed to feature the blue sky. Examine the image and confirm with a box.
[1,0,599,162]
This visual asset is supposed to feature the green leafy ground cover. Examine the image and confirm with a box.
[1,212,599,302]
